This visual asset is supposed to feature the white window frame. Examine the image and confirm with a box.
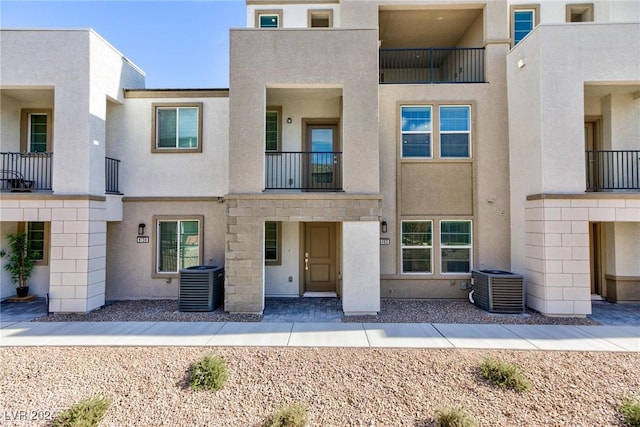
[400,105,433,159]
[154,217,202,276]
[440,220,473,274]
[256,11,281,28]
[264,221,281,265]
[512,7,538,45]
[439,105,471,159]
[401,220,433,275]
[265,107,281,152]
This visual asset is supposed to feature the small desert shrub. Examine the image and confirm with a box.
[53,395,111,427]
[479,357,531,392]
[189,353,228,391]
[264,403,308,427]
[620,397,640,427]
[434,406,477,427]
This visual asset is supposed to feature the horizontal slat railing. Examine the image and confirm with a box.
[379,47,485,84]
[0,152,52,191]
[586,150,640,191]
[105,157,122,194]
[265,151,342,191]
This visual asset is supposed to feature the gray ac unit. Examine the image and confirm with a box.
[179,265,224,312]
[471,270,524,314]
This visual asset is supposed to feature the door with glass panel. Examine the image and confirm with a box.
[304,122,340,190]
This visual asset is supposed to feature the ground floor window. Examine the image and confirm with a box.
[400,219,472,275]
[401,220,433,274]
[16,221,48,265]
[265,221,281,265]
[440,220,472,273]
[156,218,201,274]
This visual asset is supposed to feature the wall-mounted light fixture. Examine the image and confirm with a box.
[517,58,527,69]
[381,220,388,234]
[138,223,146,236]
[287,117,293,124]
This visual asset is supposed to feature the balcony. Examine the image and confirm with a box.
[0,152,52,191]
[0,152,123,194]
[105,157,122,194]
[379,48,485,84]
[265,151,342,191]
[586,150,640,191]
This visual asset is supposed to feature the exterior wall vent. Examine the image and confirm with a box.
[179,265,224,312]
[471,270,524,314]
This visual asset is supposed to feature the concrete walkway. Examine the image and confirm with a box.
[1,321,638,351]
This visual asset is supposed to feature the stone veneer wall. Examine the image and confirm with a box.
[0,195,107,312]
[224,194,382,314]
[524,195,640,316]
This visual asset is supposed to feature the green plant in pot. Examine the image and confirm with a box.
[0,233,37,298]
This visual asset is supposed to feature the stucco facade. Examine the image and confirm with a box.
[1,0,638,317]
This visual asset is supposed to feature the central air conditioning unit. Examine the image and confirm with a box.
[179,265,224,312]
[471,270,524,314]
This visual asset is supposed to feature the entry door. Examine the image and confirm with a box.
[304,222,337,292]
[305,123,339,190]
[585,119,600,190]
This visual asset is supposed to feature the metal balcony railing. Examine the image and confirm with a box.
[0,152,53,191]
[265,151,342,191]
[105,157,122,194]
[586,150,640,191]
[379,47,485,84]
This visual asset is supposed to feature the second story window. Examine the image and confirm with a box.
[152,103,202,153]
[440,106,471,158]
[265,107,281,151]
[257,11,282,28]
[512,6,539,45]
[21,109,52,152]
[401,106,432,158]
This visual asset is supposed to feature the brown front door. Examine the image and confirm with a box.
[304,222,337,292]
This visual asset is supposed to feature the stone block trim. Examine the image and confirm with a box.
[524,194,640,316]
[224,193,383,313]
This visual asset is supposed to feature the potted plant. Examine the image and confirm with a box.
[0,233,37,298]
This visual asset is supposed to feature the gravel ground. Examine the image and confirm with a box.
[1,347,638,426]
[33,298,597,325]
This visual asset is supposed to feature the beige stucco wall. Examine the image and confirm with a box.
[508,23,640,273]
[0,30,145,196]
[105,199,226,300]
[107,92,229,197]
[229,28,379,194]
[378,44,512,297]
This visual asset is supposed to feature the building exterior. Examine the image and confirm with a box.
[1,0,638,317]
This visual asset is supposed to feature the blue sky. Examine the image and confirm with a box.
[0,1,246,88]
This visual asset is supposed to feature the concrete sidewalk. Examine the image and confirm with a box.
[1,321,638,351]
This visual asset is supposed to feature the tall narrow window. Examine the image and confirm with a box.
[265,109,280,151]
[401,106,432,158]
[152,104,202,152]
[440,105,471,158]
[28,114,48,153]
[441,220,472,273]
[156,219,201,274]
[513,8,536,44]
[265,221,281,265]
[401,221,432,274]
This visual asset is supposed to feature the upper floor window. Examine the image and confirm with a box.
[152,103,202,153]
[512,6,539,45]
[401,106,432,158]
[308,10,333,28]
[21,109,52,152]
[567,4,594,22]
[256,10,282,28]
[440,106,471,158]
[266,107,281,151]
